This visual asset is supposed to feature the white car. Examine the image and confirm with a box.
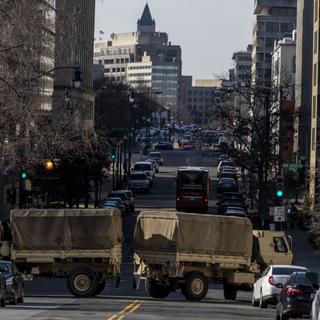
[311,287,320,320]
[252,265,308,308]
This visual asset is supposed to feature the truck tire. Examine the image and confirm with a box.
[251,235,260,262]
[145,280,170,299]
[223,284,237,300]
[67,267,98,298]
[183,271,208,301]
[91,280,106,297]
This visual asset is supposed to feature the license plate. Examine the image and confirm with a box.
[311,293,315,299]
[190,198,195,201]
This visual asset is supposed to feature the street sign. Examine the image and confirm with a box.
[141,116,146,120]
[289,167,297,171]
[274,206,286,222]
[282,163,303,169]
[299,156,307,160]
[158,137,162,142]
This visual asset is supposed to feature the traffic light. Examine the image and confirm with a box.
[221,121,225,125]
[45,160,54,170]
[291,152,297,163]
[276,176,284,197]
[233,120,236,126]
[7,189,16,204]
[21,171,28,179]
[222,112,226,121]
[107,165,111,171]
[237,120,240,124]
[111,148,115,159]
[146,118,150,122]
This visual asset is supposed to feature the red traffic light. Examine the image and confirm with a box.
[277,177,283,183]
[107,166,111,171]
[221,121,225,124]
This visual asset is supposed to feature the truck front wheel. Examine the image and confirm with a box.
[145,280,170,299]
[67,267,98,298]
[183,271,208,301]
[223,284,237,300]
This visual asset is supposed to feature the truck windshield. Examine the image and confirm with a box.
[180,171,206,191]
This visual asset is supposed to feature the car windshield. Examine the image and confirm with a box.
[107,198,121,204]
[149,153,161,158]
[221,199,245,205]
[272,267,307,276]
[110,193,126,200]
[134,164,151,170]
[0,263,12,276]
[220,178,235,183]
[130,174,147,180]
[124,191,132,198]
[220,161,234,167]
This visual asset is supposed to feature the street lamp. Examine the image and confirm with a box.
[123,135,128,181]
[128,90,134,176]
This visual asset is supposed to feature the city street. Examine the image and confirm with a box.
[1,147,277,320]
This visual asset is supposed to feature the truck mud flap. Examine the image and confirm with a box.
[169,277,177,293]
[133,274,141,290]
[116,276,120,288]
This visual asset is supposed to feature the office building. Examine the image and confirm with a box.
[252,1,297,83]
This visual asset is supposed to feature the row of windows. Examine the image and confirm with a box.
[129,80,152,84]
[188,98,207,103]
[238,56,252,61]
[129,73,151,77]
[152,72,178,77]
[105,67,126,73]
[98,58,131,64]
[188,105,209,110]
[105,76,126,82]
[153,65,178,70]
[102,48,134,55]
[129,66,152,70]
[237,65,251,70]
[188,90,212,96]
[255,37,279,48]
[269,8,296,17]
[255,21,295,33]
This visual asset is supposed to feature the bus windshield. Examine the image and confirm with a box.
[180,171,206,191]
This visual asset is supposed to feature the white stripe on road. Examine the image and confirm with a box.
[0,297,76,320]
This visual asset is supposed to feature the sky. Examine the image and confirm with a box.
[95,0,255,83]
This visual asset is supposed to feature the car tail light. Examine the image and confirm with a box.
[204,197,208,203]
[286,287,303,295]
[268,276,276,286]
[177,196,180,202]
[219,184,224,186]
[231,184,235,187]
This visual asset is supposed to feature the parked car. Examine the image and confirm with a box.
[217,178,238,193]
[108,191,131,214]
[133,161,154,178]
[155,142,173,150]
[225,207,246,217]
[219,172,238,186]
[0,267,5,307]
[145,159,159,173]
[216,197,247,214]
[148,151,163,165]
[128,172,149,193]
[98,203,118,209]
[0,261,24,305]
[182,145,193,150]
[218,167,236,179]
[160,127,169,135]
[311,286,320,320]
[119,189,135,212]
[217,192,244,205]
[102,198,126,216]
[218,154,232,162]
[275,271,320,319]
[217,161,235,175]
[132,170,153,187]
[252,265,308,309]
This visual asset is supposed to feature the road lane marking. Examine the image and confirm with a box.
[119,300,139,314]
[107,316,118,320]
[127,300,144,313]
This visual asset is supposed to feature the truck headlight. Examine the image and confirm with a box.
[6,278,13,286]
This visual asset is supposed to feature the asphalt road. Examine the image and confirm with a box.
[1,143,278,320]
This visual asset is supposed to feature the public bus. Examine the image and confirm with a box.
[176,166,209,212]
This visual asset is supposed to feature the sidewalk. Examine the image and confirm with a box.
[238,177,320,272]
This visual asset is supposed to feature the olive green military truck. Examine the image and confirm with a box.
[133,211,292,301]
[0,209,124,297]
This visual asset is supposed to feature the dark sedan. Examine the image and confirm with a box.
[0,268,5,307]
[275,271,320,319]
[155,142,173,150]
[217,178,237,193]
[216,198,248,215]
[0,261,24,305]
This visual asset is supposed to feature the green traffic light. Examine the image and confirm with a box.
[147,118,150,122]
[237,120,240,124]
[251,148,254,151]
[111,155,115,159]
[277,190,283,197]
[21,172,27,179]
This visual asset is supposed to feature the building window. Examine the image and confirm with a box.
[292,56,296,74]
[108,49,118,55]
[117,68,120,72]
[256,37,264,47]
[188,105,192,110]
[199,91,203,96]
[193,98,198,103]
[205,91,209,96]
[105,68,110,73]
[121,58,125,63]
[266,22,279,31]
[199,105,203,110]
[265,37,278,47]
[314,63,317,86]
[121,67,125,72]
[104,59,114,64]
[313,95,316,119]
[99,60,102,64]
[315,31,318,55]
[116,58,120,64]
[112,68,116,72]
[257,21,265,31]
[125,58,129,63]
[138,47,142,55]
[120,48,125,54]
[188,98,192,102]
[129,47,134,54]
[193,105,197,110]
[188,91,192,96]
[193,91,198,96]
[281,22,294,32]
[199,98,203,103]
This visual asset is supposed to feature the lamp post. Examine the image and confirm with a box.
[123,135,128,181]
[128,91,134,176]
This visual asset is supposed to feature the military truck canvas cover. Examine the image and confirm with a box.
[134,211,252,257]
[11,209,124,250]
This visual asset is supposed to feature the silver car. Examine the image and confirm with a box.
[128,171,149,193]
[145,159,159,173]
[148,151,163,166]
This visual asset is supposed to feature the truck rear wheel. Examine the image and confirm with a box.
[183,271,208,301]
[145,280,170,299]
[223,284,237,300]
[67,267,98,298]
[92,280,106,296]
